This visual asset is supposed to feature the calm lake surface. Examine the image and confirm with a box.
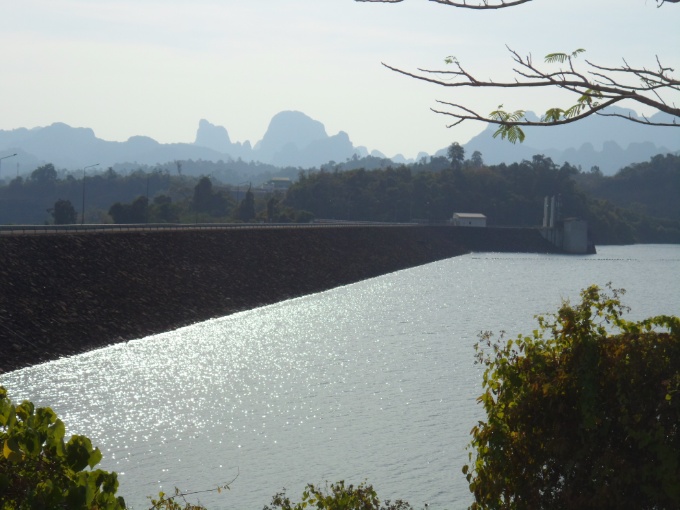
[2,244,679,509]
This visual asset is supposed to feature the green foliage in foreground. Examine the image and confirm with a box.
[464,285,680,509]
[0,387,126,510]
[263,481,414,510]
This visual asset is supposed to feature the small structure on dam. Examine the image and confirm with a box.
[539,195,595,254]
[451,212,487,227]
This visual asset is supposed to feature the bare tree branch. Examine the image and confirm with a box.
[356,0,678,7]
[358,0,680,140]
[355,0,532,9]
[432,97,623,128]
[382,47,680,141]
[596,111,679,126]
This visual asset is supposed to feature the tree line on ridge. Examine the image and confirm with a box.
[0,150,678,245]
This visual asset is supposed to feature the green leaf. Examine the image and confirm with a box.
[66,435,94,472]
[3,438,23,462]
[15,401,34,422]
[46,418,66,455]
[564,103,585,119]
[35,479,55,498]
[545,49,585,64]
[493,125,525,144]
[545,52,569,64]
[0,394,14,426]
[85,474,97,506]
[89,446,103,468]
[20,429,42,457]
[542,108,565,123]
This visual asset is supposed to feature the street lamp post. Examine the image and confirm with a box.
[81,163,99,224]
[0,153,17,181]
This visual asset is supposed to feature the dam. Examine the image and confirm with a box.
[0,224,561,373]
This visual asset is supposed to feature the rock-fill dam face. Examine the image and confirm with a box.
[0,225,559,373]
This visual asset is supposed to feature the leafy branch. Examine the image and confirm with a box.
[382,47,680,142]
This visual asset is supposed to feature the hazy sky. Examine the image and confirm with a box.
[2,0,678,159]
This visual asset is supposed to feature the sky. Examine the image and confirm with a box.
[1,0,678,159]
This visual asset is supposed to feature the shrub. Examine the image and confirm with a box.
[0,386,126,509]
[464,285,680,509]
[263,480,414,510]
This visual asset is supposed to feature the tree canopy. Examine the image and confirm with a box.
[50,198,77,225]
[108,196,149,224]
[30,163,58,183]
[284,153,680,244]
[236,185,256,222]
[464,285,680,509]
[356,0,680,142]
[263,481,413,510]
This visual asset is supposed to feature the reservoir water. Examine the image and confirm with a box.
[2,244,679,509]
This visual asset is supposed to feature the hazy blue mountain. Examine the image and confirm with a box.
[271,130,356,168]
[255,111,361,167]
[0,111,363,174]
[258,111,326,156]
[194,119,232,152]
[5,123,107,169]
[192,119,257,162]
[1,106,677,177]
[459,107,679,174]
[0,123,232,174]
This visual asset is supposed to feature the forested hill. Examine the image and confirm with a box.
[1,153,677,246]
[283,153,680,245]
[574,153,680,221]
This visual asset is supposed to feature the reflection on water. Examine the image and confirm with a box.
[2,245,679,509]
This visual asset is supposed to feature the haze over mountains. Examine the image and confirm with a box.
[0,107,677,178]
[457,109,679,175]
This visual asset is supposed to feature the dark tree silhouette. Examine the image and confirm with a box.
[192,176,213,213]
[469,151,484,169]
[31,164,57,182]
[447,142,465,170]
[49,199,77,225]
[237,186,256,222]
[108,196,148,224]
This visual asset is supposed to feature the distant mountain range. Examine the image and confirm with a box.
[0,107,677,178]
[451,109,680,174]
